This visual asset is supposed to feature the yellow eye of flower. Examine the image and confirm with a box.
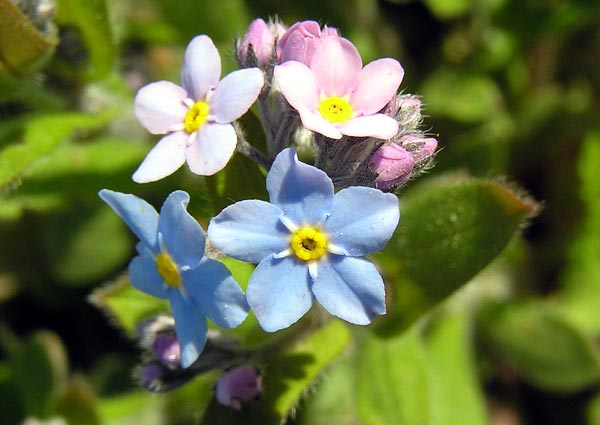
[184,101,210,133]
[156,252,181,288]
[290,226,328,261]
[318,96,353,124]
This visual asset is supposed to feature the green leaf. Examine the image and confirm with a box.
[421,69,503,123]
[478,300,600,392]
[44,205,132,286]
[0,111,116,194]
[384,176,537,304]
[558,132,600,333]
[54,375,100,425]
[89,275,169,336]
[11,331,69,418]
[0,0,58,75]
[98,391,166,425]
[54,0,114,80]
[424,0,475,19]
[200,320,351,425]
[356,312,487,425]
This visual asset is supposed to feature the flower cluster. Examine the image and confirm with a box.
[99,19,437,402]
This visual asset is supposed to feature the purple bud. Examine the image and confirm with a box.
[238,18,275,66]
[277,20,339,65]
[215,366,262,410]
[368,143,415,190]
[139,362,166,389]
[152,334,181,369]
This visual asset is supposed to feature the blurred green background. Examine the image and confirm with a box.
[1,0,600,424]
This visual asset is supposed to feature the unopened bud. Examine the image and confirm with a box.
[400,135,438,164]
[215,365,262,410]
[368,143,415,190]
[152,334,181,369]
[237,18,276,67]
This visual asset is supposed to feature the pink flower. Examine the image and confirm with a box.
[277,20,338,65]
[133,35,264,183]
[274,35,403,140]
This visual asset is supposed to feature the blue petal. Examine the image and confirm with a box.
[266,149,333,225]
[246,255,314,332]
[170,292,208,368]
[208,200,289,263]
[128,255,170,299]
[158,191,206,268]
[324,186,399,255]
[312,255,386,325]
[180,35,221,100]
[99,189,158,250]
[182,258,249,328]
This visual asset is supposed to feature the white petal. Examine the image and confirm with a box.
[211,68,264,123]
[180,35,221,100]
[185,124,237,175]
[134,81,188,134]
[132,132,187,183]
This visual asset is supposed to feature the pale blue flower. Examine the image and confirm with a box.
[99,189,249,367]
[207,149,400,332]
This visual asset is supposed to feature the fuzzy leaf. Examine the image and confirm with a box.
[385,177,537,303]
[479,300,600,392]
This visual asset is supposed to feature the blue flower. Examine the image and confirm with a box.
[207,149,400,332]
[99,189,249,367]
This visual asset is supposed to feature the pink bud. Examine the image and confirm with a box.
[215,366,262,410]
[400,135,438,163]
[277,20,339,65]
[238,18,276,66]
[368,143,415,190]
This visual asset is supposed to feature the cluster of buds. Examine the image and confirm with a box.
[235,19,438,192]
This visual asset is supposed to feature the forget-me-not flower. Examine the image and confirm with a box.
[133,35,264,182]
[274,34,403,140]
[207,149,400,332]
[99,189,249,367]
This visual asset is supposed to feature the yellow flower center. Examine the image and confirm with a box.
[290,226,328,261]
[318,96,353,124]
[183,101,210,133]
[155,252,181,288]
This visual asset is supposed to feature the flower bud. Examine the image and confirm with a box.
[400,135,438,163]
[237,18,276,67]
[215,365,262,410]
[277,20,338,65]
[368,143,415,190]
[152,334,181,369]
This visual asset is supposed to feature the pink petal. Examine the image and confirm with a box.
[180,35,221,100]
[298,108,342,139]
[274,62,320,110]
[132,132,188,183]
[338,114,399,139]
[309,36,362,97]
[185,123,237,175]
[211,68,264,124]
[350,58,404,115]
[134,81,188,135]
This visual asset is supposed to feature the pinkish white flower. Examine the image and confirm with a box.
[133,35,264,183]
[274,35,403,140]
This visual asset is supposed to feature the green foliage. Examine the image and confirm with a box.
[479,300,600,392]
[356,311,487,425]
